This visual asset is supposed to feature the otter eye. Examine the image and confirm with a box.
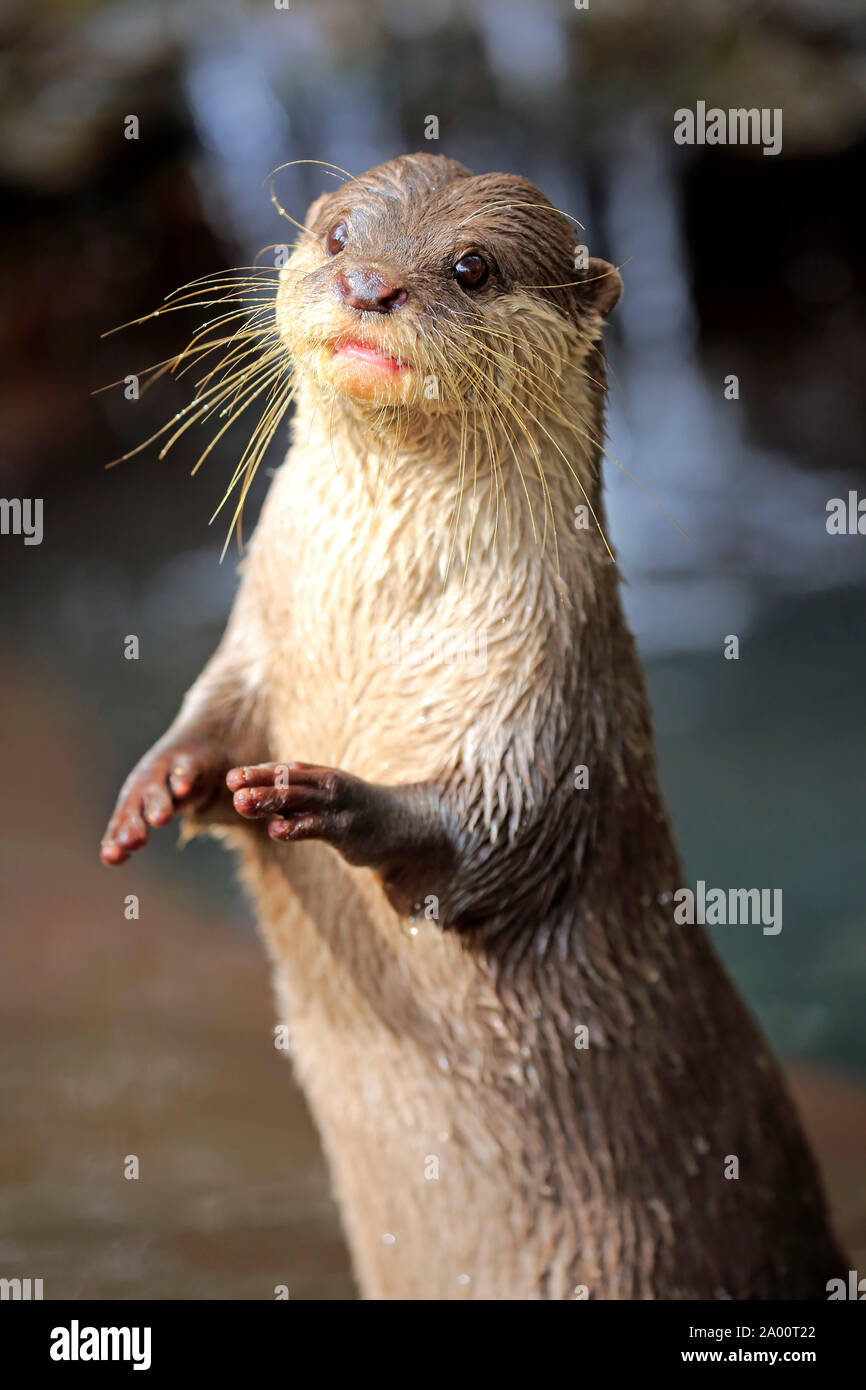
[453,252,489,290]
[325,219,349,256]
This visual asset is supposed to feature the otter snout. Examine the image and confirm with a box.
[335,265,408,314]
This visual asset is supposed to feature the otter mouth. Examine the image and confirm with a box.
[318,334,416,403]
[330,337,413,375]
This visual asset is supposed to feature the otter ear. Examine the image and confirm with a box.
[578,257,622,319]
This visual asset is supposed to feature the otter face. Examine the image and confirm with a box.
[276,154,621,418]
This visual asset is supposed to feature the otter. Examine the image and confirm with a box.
[101,153,845,1300]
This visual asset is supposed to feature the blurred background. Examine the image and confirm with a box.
[1,0,864,1299]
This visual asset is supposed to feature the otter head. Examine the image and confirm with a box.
[276,153,621,427]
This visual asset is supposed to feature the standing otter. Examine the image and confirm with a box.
[101,154,844,1299]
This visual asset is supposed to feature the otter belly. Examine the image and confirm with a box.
[233,835,846,1301]
[236,837,583,1298]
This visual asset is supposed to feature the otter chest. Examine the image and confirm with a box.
[254,446,569,790]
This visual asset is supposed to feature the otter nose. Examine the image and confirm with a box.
[335,266,407,314]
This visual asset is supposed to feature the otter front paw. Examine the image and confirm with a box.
[227,761,375,855]
[101,737,226,866]
[228,762,458,918]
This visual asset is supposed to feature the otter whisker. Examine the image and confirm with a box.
[446,308,683,548]
[479,334,690,544]
[446,309,611,557]
[443,302,610,400]
[426,324,511,564]
[106,330,284,479]
[500,392,614,561]
[216,373,298,545]
[268,184,322,241]
[187,360,289,474]
[439,320,573,565]
[438,330,546,555]
[174,309,277,376]
[100,292,272,338]
[528,259,630,292]
[265,157,356,187]
[162,267,281,298]
[94,324,268,399]
[214,372,296,520]
[463,402,480,587]
[442,386,470,583]
[198,334,286,420]
[252,242,308,268]
[454,198,586,234]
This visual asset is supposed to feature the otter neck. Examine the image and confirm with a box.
[290,370,611,587]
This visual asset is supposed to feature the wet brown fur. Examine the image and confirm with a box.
[103,154,845,1299]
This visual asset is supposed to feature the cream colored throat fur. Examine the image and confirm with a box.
[246,370,602,799]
